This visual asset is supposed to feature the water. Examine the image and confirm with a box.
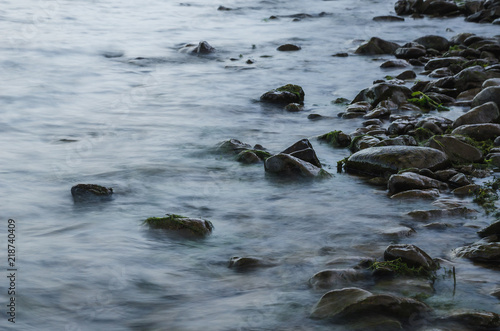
[1,0,499,330]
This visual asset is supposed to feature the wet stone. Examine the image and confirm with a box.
[71,184,113,202]
[384,244,438,271]
[388,172,448,194]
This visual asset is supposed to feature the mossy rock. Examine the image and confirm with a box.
[236,149,272,164]
[144,214,213,237]
[71,184,113,202]
[260,84,305,104]
[318,130,351,148]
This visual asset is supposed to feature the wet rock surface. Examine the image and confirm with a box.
[71,184,113,202]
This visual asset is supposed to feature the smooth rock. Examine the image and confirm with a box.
[260,84,305,104]
[391,189,440,199]
[284,103,304,112]
[414,35,450,52]
[438,310,500,329]
[426,135,483,164]
[396,70,417,80]
[454,236,500,262]
[345,146,449,176]
[228,256,274,270]
[217,139,252,154]
[308,269,365,289]
[352,83,413,107]
[448,173,472,187]
[277,44,301,51]
[394,47,427,59]
[384,244,438,270]
[471,86,500,108]
[310,287,372,319]
[483,78,500,88]
[381,226,416,238]
[424,57,466,71]
[452,123,500,141]
[381,59,410,68]
[355,37,400,55]
[388,172,448,194]
[452,102,500,128]
[143,214,213,237]
[408,207,477,220]
[349,135,382,153]
[374,135,417,147]
[71,184,113,202]
[452,184,481,196]
[264,154,328,178]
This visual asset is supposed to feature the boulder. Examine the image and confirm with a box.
[423,1,460,16]
[424,57,466,71]
[384,244,438,271]
[452,123,500,141]
[471,86,500,108]
[396,70,417,80]
[452,184,481,196]
[414,35,450,52]
[355,37,400,55]
[71,184,113,202]
[483,78,500,88]
[478,221,500,238]
[260,84,305,104]
[318,130,352,148]
[454,66,492,92]
[426,135,483,163]
[394,47,427,59]
[143,214,213,237]
[281,139,321,167]
[388,172,447,194]
[452,102,500,128]
[454,236,500,263]
[380,59,410,68]
[217,139,252,154]
[264,154,329,178]
[345,146,449,176]
[352,83,413,107]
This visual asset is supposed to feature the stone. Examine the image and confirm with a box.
[380,59,410,68]
[284,103,304,112]
[471,86,500,108]
[373,15,405,22]
[423,1,460,17]
[448,173,472,187]
[345,146,449,176]
[438,310,500,329]
[452,184,481,196]
[260,84,305,104]
[374,135,417,147]
[281,139,321,167]
[391,189,440,199]
[381,226,416,238]
[396,70,417,80]
[424,57,466,71]
[456,88,482,101]
[318,130,352,148]
[407,207,477,220]
[71,184,113,202]
[228,256,274,270]
[388,172,448,194]
[428,67,453,78]
[308,269,365,289]
[179,41,215,54]
[394,47,427,59]
[277,44,301,51]
[264,154,328,178]
[426,135,483,164]
[414,35,450,52]
[217,139,252,154]
[452,102,500,128]
[349,135,383,153]
[454,66,492,92]
[454,236,500,262]
[310,287,373,319]
[483,78,500,88]
[384,244,438,270]
[355,37,400,55]
[452,123,500,141]
[143,214,213,237]
[478,221,500,238]
[352,83,413,107]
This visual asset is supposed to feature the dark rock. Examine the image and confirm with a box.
[355,37,400,55]
[349,135,383,153]
[143,214,213,237]
[394,47,427,59]
[260,84,305,104]
[478,221,500,238]
[381,226,417,238]
[391,189,440,199]
[264,153,328,178]
[438,310,500,329]
[414,35,450,52]
[281,139,321,167]
[396,70,417,80]
[284,103,304,112]
[318,130,352,148]
[428,67,453,78]
[217,6,232,11]
[228,256,275,270]
[373,15,405,22]
[380,59,410,68]
[388,172,448,194]
[426,135,483,164]
[452,102,500,128]
[472,86,500,108]
[345,146,449,176]
[452,184,481,196]
[424,57,466,71]
[310,287,373,319]
[332,52,349,57]
[71,184,113,202]
[448,173,472,187]
[352,83,413,107]
[375,135,418,147]
[408,206,477,219]
[217,139,252,154]
[456,88,482,101]
[452,123,500,141]
[277,44,301,51]
[455,66,494,92]
[384,244,438,270]
[423,1,460,16]
[180,41,215,54]
[483,78,500,88]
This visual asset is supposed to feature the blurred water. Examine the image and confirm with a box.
[0,0,499,330]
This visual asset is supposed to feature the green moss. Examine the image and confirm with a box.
[319,130,350,148]
[370,258,433,278]
[455,135,495,156]
[337,157,348,173]
[384,75,394,80]
[473,178,500,214]
[348,135,367,153]
[448,45,461,51]
[413,127,434,144]
[143,214,213,236]
[276,84,304,100]
[332,97,350,105]
[407,91,450,112]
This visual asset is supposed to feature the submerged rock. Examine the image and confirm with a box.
[308,268,366,289]
[454,236,500,263]
[217,139,252,154]
[179,41,216,54]
[143,214,213,237]
[260,84,305,104]
[345,146,449,176]
[228,256,275,270]
[71,184,113,202]
[390,189,440,199]
[408,207,477,220]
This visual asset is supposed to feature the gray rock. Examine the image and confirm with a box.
[448,173,472,187]
[352,83,413,107]
[424,57,466,71]
[454,66,493,92]
[349,135,383,153]
[438,310,500,329]
[391,189,440,199]
[345,146,449,176]
[381,59,410,68]
[355,37,400,55]
[478,221,500,238]
[456,88,482,101]
[487,153,500,168]
[452,123,500,141]
[452,102,500,128]
[228,256,274,270]
[308,269,366,289]
[381,226,416,238]
[428,67,453,78]
[179,41,216,54]
[388,172,448,194]
[394,47,427,59]
[384,244,438,270]
[472,86,500,108]
[452,184,481,196]
[375,135,417,147]
[454,236,500,263]
[281,139,322,167]
[310,287,372,319]
[433,169,458,182]
[414,35,450,52]
[396,70,417,80]
[284,103,304,112]
[426,135,483,164]
[143,214,214,237]
[264,154,329,178]
[483,78,500,88]
[217,139,253,154]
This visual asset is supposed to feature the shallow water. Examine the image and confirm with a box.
[1,0,499,330]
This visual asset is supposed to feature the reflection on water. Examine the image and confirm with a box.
[1,0,498,329]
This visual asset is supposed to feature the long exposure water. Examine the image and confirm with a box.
[1,0,499,330]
